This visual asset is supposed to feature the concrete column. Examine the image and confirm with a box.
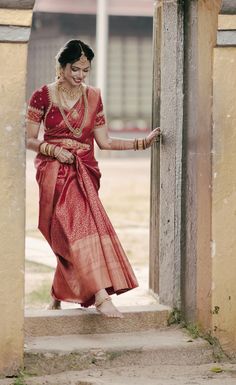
[151,0,222,322]
[149,0,161,296]
[0,0,34,376]
[157,0,184,308]
[182,0,221,327]
[212,4,236,353]
[96,0,108,105]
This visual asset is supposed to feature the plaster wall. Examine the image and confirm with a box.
[183,0,220,327]
[0,9,32,25]
[212,47,236,351]
[0,42,27,375]
[218,14,236,29]
[0,6,33,375]
[195,0,221,328]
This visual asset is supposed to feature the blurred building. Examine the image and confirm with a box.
[27,0,153,136]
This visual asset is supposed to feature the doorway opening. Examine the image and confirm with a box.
[25,1,157,311]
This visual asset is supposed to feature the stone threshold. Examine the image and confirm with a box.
[25,304,171,337]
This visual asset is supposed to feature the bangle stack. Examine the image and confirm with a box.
[133,138,148,151]
[39,142,61,158]
[54,146,63,159]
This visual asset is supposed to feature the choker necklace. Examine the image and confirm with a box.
[58,83,82,100]
[60,89,82,111]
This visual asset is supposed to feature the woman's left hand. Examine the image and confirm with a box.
[146,127,161,147]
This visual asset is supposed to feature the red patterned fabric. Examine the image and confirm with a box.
[28,84,138,307]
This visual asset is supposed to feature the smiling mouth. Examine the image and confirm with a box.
[73,78,81,83]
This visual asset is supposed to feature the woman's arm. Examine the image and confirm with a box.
[26,121,74,164]
[94,125,161,151]
[26,121,42,152]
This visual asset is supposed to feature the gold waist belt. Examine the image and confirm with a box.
[47,138,90,150]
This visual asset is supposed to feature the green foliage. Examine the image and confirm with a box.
[185,323,201,339]
[12,374,27,385]
[167,307,227,361]
[167,307,183,326]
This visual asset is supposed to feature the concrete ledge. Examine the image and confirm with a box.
[0,25,31,42]
[220,0,236,14]
[24,328,214,376]
[24,305,171,337]
[217,30,236,45]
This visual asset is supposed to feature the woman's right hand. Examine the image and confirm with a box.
[54,147,75,164]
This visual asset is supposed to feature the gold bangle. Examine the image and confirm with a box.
[39,142,47,155]
[54,146,63,159]
[51,145,56,157]
[138,139,143,150]
[45,143,51,156]
[44,143,50,155]
[47,144,56,157]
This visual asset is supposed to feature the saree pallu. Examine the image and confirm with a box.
[33,85,138,307]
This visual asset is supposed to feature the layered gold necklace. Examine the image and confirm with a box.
[58,83,82,99]
[56,83,88,138]
[60,89,81,111]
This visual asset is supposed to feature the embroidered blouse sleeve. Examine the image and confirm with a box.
[26,87,46,125]
[94,93,106,130]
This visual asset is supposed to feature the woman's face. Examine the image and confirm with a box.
[62,60,90,87]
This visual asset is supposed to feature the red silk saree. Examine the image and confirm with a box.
[26,83,138,307]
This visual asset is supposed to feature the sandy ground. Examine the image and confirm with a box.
[1,363,236,385]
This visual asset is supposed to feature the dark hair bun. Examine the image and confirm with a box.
[56,39,94,67]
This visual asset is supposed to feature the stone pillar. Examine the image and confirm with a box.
[149,0,161,296]
[150,0,184,308]
[0,0,34,376]
[212,2,236,353]
[151,0,221,323]
[158,0,184,309]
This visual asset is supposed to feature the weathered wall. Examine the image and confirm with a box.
[212,27,236,351]
[151,0,236,353]
[182,0,221,327]
[151,0,184,309]
[0,3,34,376]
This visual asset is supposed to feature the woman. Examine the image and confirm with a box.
[26,39,160,318]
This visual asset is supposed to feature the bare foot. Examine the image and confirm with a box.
[46,299,61,310]
[95,289,124,318]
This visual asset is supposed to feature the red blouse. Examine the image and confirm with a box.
[26,84,106,144]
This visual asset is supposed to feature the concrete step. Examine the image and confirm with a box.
[24,304,170,337]
[24,327,214,376]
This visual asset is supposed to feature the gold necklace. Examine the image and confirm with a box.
[60,89,82,111]
[56,84,88,138]
[58,83,82,100]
